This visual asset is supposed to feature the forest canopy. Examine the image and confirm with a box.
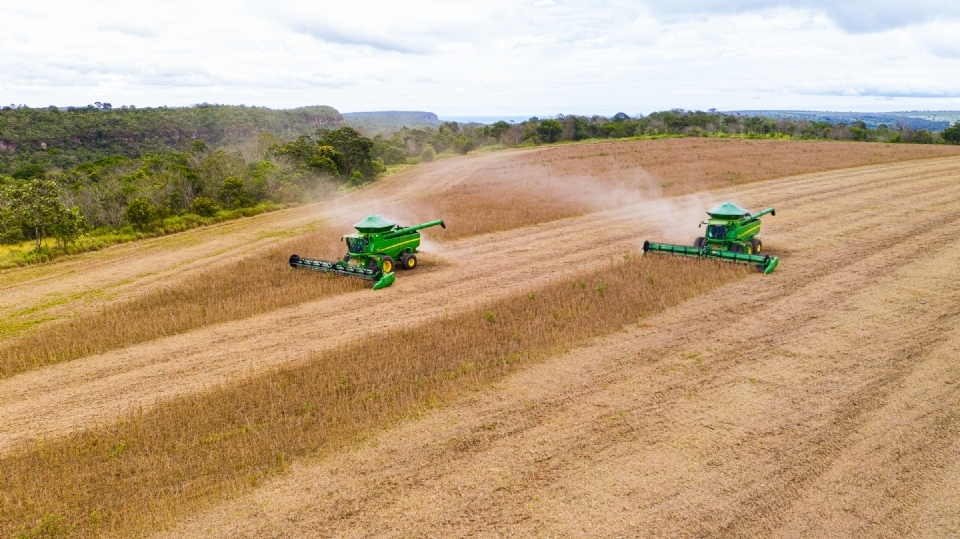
[0,103,342,176]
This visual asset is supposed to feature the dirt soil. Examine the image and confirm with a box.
[148,156,960,538]
[3,142,960,537]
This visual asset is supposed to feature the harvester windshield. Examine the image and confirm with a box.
[345,237,368,253]
[706,225,728,240]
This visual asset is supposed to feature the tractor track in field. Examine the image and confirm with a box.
[0,156,959,463]
[1,153,959,536]
[146,156,960,538]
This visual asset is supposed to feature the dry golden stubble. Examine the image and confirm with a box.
[0,226,367,378]
[0,256,750,538]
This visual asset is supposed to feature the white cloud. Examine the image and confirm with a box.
[0,0,958,113]
[646,1,960,34]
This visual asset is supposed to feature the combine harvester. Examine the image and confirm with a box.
[289,214,446,290]
[642,202,780,274]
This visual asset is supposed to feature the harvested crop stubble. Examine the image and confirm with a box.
[0,256,749,538]
[396,138,960,240]
[0,227,365,378]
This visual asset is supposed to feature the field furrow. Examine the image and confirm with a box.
[2,158,959,455]
[3,142,960,538]
[146,156,960,538]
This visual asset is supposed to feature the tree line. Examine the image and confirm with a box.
[367,111,960,165]
[0,126,383,257]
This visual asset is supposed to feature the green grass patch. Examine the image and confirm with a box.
[0,203,285,270]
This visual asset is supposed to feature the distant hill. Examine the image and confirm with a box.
[342,111,442,135]
[729,110,955,131]
[0,104,342,176]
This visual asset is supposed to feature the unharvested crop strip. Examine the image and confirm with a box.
[0,256,749,538]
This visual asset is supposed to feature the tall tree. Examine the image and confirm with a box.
[316,127,375,179]
[6,179,66,251]
[51,206,86,251]
[537,119,563,143]
[942,122,960,144]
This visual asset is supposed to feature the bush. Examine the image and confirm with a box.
[346,171,365,188]
[908,129,934,144]
[0,227,23,244]
[273,183,305,204]
[190,196,220,217]
[537,119,563,143]
[421,146,436,162]
[942,122,960,144]
[124,197,154,231]
[452,136,476,154]
[218,176,251,208]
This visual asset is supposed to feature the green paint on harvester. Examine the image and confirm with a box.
[642,203,780,274]
[289,215,446,290]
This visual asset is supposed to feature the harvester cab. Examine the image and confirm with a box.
[643,202,779,274]
[696,202,775,255]
[289,214,446,290]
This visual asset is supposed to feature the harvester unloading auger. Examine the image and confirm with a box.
[642,202,780,274]
[289,215,445,290]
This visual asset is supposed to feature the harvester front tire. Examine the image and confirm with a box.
[693,237,706,249]
[381,257,394,274]
[401,253,417,269]
[752,239,763,253]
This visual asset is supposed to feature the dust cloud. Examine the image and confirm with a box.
[510,165,730,248]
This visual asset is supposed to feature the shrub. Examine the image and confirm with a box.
[218,176,251,209]
[942,122,960,144]
[346,171,365,188]
[421,146,436,162]
[190,196,220,217]
[124,197,154,231]
[537,119,563,143]
[273,183,305,204]
[452,136,476,154]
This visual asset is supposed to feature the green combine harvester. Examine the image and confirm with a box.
[289,214,446,290]
[642,202,780,274]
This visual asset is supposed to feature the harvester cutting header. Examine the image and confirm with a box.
[643,202,779,274]
[289,215,445,290]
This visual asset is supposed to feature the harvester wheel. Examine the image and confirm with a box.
[401,253,417,269]
[752,239,763,253]
[381,257,394,274]
[693,237,706,249]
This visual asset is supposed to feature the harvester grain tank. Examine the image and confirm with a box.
[642,202,779,274]
[289,215,446,290]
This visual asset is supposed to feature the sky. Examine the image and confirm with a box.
[1,0,959,115]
